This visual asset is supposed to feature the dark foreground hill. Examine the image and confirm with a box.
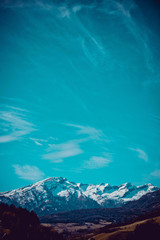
[83,216,160,240]
[0,203,63,240]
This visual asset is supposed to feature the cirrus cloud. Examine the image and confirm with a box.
[66,123,106,141]
[129,147,148,162]
[151,170,160,178]
[0,107,35,143]
[42,140,83,163]
[13,164,44,181]
[85,155,112,169]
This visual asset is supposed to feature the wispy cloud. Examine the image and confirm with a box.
[0,108,35,143]
[35,0,53,10]
[6,105,29,112]
[42,140,83,163]
[13,164,44,181]
[129,147,148,162]
[66,124,106,141]
[58,6,71,18]
[104,0,154,73]
[34,141,42,146]
[58,4,82,18]
[115,0,136,18]
[151,170,160,178]
[30,137,48,146]
[72,5,82,13]
[42,124,110,164]
[85,155,112,169]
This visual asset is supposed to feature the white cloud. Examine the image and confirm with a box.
[7,105,29,112]
[42,140,83,163]
[72,5,82,13]
[151,170,160,178]
[115,0,135,18]
[35,0,53,10]
[58,4,82,18]
[49,136,58,140]
[59,6,70,18]
[34,141,42,146]
[85,155,111,169]
[0,108,35,143]
[66,123,105,141]
[13,164,44,181]
[30,137,48,146]
[0,135,17,143]
[129,147,148,162]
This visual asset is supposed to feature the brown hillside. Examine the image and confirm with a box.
[87,216,160,240]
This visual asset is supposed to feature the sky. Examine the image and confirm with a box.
[0,0,160,192]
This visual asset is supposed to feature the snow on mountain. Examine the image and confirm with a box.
[0,177,159,216]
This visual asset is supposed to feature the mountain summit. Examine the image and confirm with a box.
[0,177,158,216]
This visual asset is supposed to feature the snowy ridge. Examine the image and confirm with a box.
[0,177,159,216]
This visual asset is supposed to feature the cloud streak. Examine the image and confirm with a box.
[129,147,148,162]
[85,155,111,169]
[13,164,44,181]
[66,123,106,141]
[42,140,83,163]
[0,107,35,143]
[30,137,48,146]
[151,170,160,178]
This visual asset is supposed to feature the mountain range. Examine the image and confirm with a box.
[40,189,160,224]
[0,177,159,216]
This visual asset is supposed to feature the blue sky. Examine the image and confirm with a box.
[0,0,160,191]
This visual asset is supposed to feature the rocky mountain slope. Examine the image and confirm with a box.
[0,177,159,216]
[40,189,160,224]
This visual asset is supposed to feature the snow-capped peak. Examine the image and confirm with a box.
[0,177,159,216]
